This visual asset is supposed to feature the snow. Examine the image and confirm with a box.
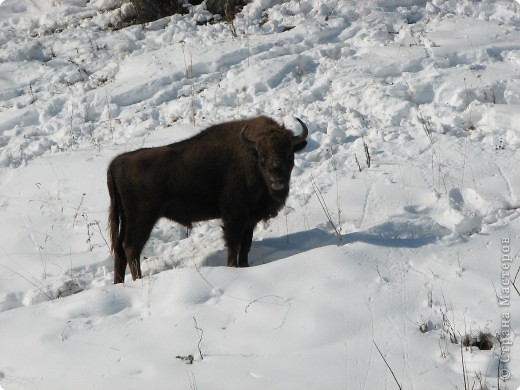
[1,0,520,388]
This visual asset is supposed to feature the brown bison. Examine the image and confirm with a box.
[107,116,309,283]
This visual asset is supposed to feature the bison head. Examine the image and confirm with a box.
[240,118,308,197]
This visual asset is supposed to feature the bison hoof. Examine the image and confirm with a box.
[227,262,249,267]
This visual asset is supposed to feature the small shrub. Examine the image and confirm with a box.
[127,0,249,24]
[129,0,188,24]
[462,332,495,351]
[206,0,248,18]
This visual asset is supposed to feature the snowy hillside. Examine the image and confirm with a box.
[0,0,519,388]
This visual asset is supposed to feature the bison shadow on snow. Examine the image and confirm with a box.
[201,227,440,267]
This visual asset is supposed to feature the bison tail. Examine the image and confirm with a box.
[107,164,126,264]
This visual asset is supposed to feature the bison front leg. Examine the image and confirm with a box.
[222,218,247,267]
[238,225,254,267]
[223,222,254,267]
[224,231,240,267]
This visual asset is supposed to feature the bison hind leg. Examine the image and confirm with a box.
[113,244,127,284]
[123,215,157,281]
[124,243,143,281]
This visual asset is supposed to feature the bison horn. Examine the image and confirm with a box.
[239,125,256,149]
[292,118,309,145]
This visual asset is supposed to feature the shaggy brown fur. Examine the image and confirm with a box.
[107,116,308,283]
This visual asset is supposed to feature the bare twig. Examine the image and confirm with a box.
[325,0,340,21]
[373,341,402,390]
[193,317,204,361]
[67,57,89,81]
[224,4,238,37]
[463,77,470,110]
[244,295,288,313]
[104,88,114,137]
[191,256,218,292]
[512,276,520,297]
[512,254,520,297]
[311,175,340,238]
[180,41,196,126]
[459,332,468,390]
[354,153,362,172]
[29,82,36,104]
[329,149,342,235]
[72,193,86,227]
[25,216,48,279]
[92,220,111,252]
[363,139,371,168]
[0,263,54,301]
[419,112,447,194]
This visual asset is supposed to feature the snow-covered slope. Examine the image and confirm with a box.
[0,0,519,388]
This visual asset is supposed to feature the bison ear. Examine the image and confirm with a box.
[293,140,307,153]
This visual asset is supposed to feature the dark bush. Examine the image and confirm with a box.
[206,0,248,18]
[462,332,495,351]
[129,0,188,24]
[128,0,249,24]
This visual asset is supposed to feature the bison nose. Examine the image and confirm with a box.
[270,177,287,191]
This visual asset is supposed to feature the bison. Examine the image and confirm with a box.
[107,116,308,284]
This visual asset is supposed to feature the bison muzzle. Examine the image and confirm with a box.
[107,116,308,284]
